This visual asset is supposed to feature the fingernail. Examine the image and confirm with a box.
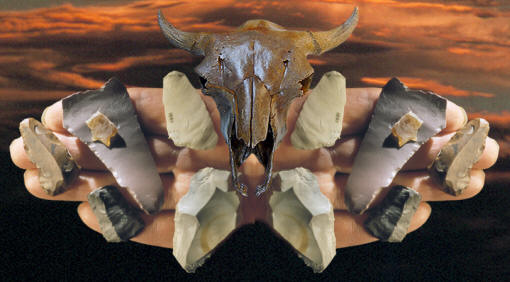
[460,107,468,126]
[41,107,49,127]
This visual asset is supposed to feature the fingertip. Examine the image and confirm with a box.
[10,137,35,169]
[408,202,432,233]
[41,100,67,133]
[465,170,485,199]
[474,138,499,169]
[23,169,37,193]
[77,202,101,233]
[444,101,467,133]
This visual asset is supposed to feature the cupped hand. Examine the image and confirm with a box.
[9,86,499,249]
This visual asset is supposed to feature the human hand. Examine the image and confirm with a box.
[9,86,499,249]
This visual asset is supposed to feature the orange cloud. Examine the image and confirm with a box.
[448,47,472,55]
[30,71,105,89]
[0,89,72,101]
[72,50,192,73]
[469,111,510,127]
[308,58,328,66]
[311,0,474,12]
[360,77,495,98]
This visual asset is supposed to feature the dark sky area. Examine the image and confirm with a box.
[0,0,509,157]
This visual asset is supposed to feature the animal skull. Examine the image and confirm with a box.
[158,9,358,196]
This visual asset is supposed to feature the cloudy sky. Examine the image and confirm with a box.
[0,0,509,153]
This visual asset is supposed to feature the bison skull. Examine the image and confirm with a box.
[158,8,358,196]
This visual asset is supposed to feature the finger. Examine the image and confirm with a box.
[340,89,467,136]
[80,201,431,249]
[24,169,192,210]
[40,90,167,135]
[404,135,498,171]
[41,88,221,137]
[335,202,431,248]
[11,130,230,172]
[327,134,498,173]
[329,170,486,210]
[78,202,174,248]
[10,137,33,170]
[10,134,104,171]
[392,170,485,202]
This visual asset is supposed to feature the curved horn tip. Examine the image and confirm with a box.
[157,9,170,28]
[309,6,359,55]
[351,6,359,22]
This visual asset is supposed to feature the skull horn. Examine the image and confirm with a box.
[309,7,359,55]
[158,10,210,56]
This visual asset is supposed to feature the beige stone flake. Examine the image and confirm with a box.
[270,168,336,273]
[86,111,119,147]
[163,71,218,150]
[19,118,79,195]
[291,71,347,150]
[173,168,239,273]
[391,111,423,147]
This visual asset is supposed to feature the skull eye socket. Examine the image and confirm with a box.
[299,74,313,93]
[199,76,208,88]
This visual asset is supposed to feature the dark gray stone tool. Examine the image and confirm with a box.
[63,78,164,214]
[364,185,421,242]
[345,78,446,214]
[88,185,145,242]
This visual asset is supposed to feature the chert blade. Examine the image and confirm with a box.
[364,185,421,242]
[19,118,79,196]
[345,78,446,214]
[269,168,335,273]
[62,78,164,214]
[291,71,346,150]
[87,185,145,242]
[173,167,240,273]
[428,118,489,196]
[163,71,218,150]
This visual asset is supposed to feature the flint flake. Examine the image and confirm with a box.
[88,186,145,242]
[19,118,79,195]
[86,111,119,147]
[173,167,240,273]
[428,118,489,196]
[364,185,421,242]
[391,111,423,147]
[269,167,336,273]
[291,71,346,150]
[62,78,164,214]
[344,78,446,214]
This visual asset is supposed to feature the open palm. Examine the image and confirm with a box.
[10,86,499,249]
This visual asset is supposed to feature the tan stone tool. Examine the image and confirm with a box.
[19,118,79,196]
[429,118,489,196]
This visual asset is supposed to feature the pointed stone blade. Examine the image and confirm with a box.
[364,185,421,242]
[429,118,489,196]
[173,167,240,273]
[269,168,336,273]
[62,78,164,214]
[163,71,218,150]
[291,71,346,150]
[88,186,145,242]
[345,78,446,214]
[19,118,79,195]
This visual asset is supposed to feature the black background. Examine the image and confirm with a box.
[2,149,510,281]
